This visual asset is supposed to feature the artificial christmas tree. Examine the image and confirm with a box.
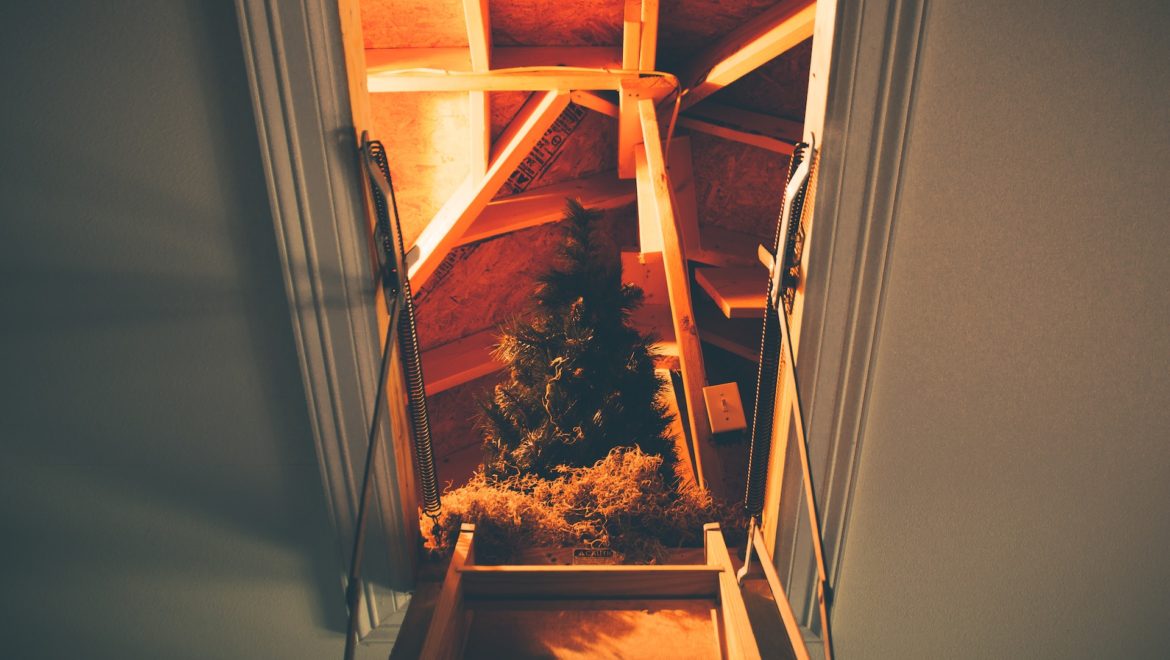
[479,200,678,481]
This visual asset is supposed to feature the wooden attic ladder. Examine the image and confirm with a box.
[336,0,840,656]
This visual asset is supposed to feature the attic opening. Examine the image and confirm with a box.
[252,0,841,655]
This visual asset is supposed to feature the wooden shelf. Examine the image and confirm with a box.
[691,225,766,268]
[695,266,767,319]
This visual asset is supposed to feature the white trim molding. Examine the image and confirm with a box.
[235,0,414,645]
[775,0,929,625]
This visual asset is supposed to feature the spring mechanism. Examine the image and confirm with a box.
[744,144,808,518]
[365,140,441,518]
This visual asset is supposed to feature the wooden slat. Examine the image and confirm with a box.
[753,527,812,660]
[419,524,476,660]
[679,0,816,110]
[695,266,767,319]
[460,171,636,245]
[421,329,501,396]
[365,46,622,73]
[705,524,763,660]
[569,90,620,118]
[460,565,723,599]
[408,91,570,287]
[369,67,676,97]
[462,0,491,178]
[637,99,720,495]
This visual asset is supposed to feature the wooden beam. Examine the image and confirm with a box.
[622,0,642,70]
[617,0,643,179]
[460,171,636,245]
[421,329,501,396]
[679,0,816,110]
[637,98,720,494]
[368,66,675,97]
[695,266,767,319]
[678,116,794,154]
[569,90,620,118]
[462,0,492,178]
[679,102,801,154]
[635,135,698,254]
[638,0,660,71]
[419,524,475,660]
[460,565,723,599]
[365,47,623,74]
[408,91,570,287]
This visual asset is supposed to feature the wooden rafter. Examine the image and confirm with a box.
[408,91,570,287]
[678,0,816,110]
[637,98,722,495]
[460,171,636,245]
[421,329,501,396]
[365,46,622,73]
[678,102,801,155]
[462,0,491,178]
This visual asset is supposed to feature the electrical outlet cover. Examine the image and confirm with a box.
[702,382,748,434]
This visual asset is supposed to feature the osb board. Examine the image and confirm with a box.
[370,92,470,248]
[427,370,505,489]
[414,206,637,351]
[656,0,780,69]
[491,92,533,142]
[490,0,621,47]
[515,107,617,192]
[707,39,813,120]
[687,132,788,240]
[464,599,723,659]
[360,0,469,48]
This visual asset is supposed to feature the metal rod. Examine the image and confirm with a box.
[343,293,402,660]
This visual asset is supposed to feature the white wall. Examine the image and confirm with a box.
[831,1,1170,657]
[0,3,358,657]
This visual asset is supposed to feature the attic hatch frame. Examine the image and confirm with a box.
[235,0,926,652]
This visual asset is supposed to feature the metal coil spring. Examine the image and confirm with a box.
[744,144,807,518]
[368,142,441,518]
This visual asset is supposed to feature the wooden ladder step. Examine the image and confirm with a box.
[695,266,767,319]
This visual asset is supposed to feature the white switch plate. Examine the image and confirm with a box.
[702,382,748,434]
